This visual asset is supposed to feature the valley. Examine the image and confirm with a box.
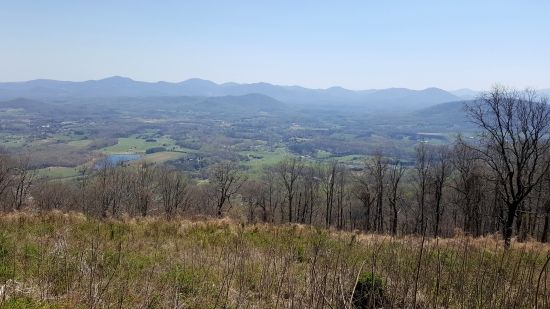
[0,78,476,180]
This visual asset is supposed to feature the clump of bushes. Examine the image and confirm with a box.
[146,146,166,154]
[352,271,387,308]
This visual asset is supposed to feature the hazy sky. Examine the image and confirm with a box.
[1,1,549,91]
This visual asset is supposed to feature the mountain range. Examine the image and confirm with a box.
[1,76,548,112]
[0,76,478,111]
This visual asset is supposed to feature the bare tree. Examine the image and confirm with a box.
[299,165,320,224]
[72,163,93,213]
[431,146,452,237]
[262,165,282,223]
[353,169,376,232]
[387,161,405,236]
[334,165,348,230]
[31,180,71,211]
[157,166,190,219]
[320,160,338,228]
[209,161,246,218]
[537,173,550,242]
[365,153,389,233]
[11,155,36,211]
[130,161,157,217]
[0,152,15,211]
[89,158,117,217]
[449,142,488,236]
[461,85,550,247]
[242,179,280,223]
[242,180,263,223]
[276,157,304,223]
[412,141,433,235]
[110,166,132,217]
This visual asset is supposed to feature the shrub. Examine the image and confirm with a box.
[145,147,166,154]
[352,271,387,308]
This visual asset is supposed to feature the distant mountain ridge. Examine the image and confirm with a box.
[8,77,547,112]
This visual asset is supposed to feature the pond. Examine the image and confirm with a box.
[97,154,141,167]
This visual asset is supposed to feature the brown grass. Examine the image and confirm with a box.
[0,211,549,308]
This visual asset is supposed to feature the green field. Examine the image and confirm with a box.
[238,148,288,174]
[98,136,179,154]
[334,154,368,162]
[36,166,81,180]
[143,151,187,163]
[67,139,93,147]
[0,133,28,148]
[316,150,332,159]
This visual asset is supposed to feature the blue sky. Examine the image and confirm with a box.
[1,1,549,91]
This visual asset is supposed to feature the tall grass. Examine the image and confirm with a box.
[0,211,549,308]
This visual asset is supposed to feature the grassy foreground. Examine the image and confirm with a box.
[0,211,549,308]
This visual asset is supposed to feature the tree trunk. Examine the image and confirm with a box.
[504,202,519,248]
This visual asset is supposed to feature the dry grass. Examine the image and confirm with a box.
[0,211,549,308]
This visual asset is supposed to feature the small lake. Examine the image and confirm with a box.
[96,154,141,167]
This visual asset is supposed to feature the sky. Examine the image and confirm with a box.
[1,1,549,91]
